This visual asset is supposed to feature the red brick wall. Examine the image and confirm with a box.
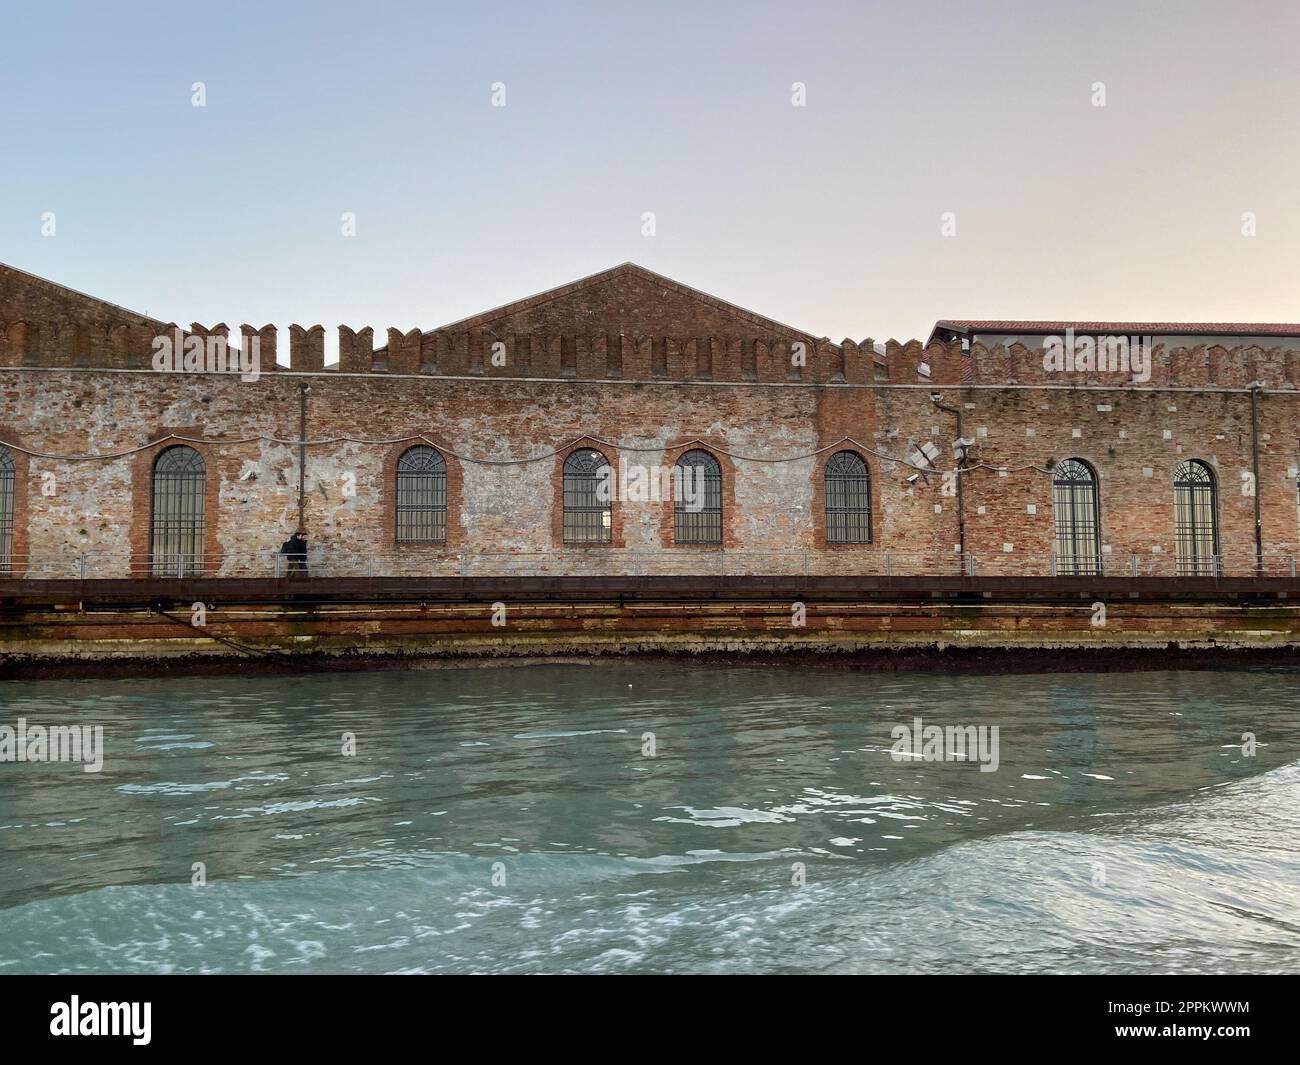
[438,265,819,342]
[0,264,165,368]
[1,366,1295,580]
[4,262,1299,580]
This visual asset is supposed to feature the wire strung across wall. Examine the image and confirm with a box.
[0,432,1054,479]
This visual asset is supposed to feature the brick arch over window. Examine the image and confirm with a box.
[1174,459,1219,576]
[673,450,722,544]
[658,442,736,548]
[148,445,206,575]
[813,448,875,547]
[382,441,463,552]
[395,445,448,544]
[0,433,29,576]
[129,432,222,578]
[1052,457,1102,576]
[551,441,623,548]
[562,447,613,544]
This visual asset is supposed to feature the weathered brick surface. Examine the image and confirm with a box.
[1,264,165,368]
[0,366,1296,579]
[3,260,1300,583]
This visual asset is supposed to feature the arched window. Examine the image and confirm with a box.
[825,450,871,544]
[1052,458,1101,576]
[1174,460,1218,576]
[150,446,205,575]
[674,449,722,545]
[396,446,447,543]
[0,447,14,575]
[563,449,612,544]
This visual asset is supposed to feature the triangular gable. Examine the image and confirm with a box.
[1,261,163,327]
[425,262,823,342]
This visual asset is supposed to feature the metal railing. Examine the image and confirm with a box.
[1,547,1298,581]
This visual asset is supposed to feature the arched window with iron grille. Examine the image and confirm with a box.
[1052,458,1101,576]
[825,450,871,543]
[396,446,448,543]
[150,446,205,575]
[1174,460,1218,576]
[0,447,14,575]
[563,449,612,544]
[674,449,723,545]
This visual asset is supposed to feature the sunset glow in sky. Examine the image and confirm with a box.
[3,0,1297,349]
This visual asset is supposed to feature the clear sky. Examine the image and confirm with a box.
[3,0,1298,351]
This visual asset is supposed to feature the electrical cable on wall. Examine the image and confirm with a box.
[0,432,1052,479]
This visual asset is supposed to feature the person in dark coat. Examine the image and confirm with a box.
[280,529,309,576]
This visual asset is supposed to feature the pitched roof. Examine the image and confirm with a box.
[424,261,824,341]
[0,261,164,326]
[930,319,1300,345]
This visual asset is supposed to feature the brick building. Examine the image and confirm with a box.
[3,259,1299,582]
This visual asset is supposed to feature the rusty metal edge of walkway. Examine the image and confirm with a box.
[2,574,1298,610]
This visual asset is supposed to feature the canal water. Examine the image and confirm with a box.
[1,663,1297,974]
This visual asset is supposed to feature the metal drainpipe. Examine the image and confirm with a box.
[932,396,967,564]
[1249,382,1263,576]
[298,382,310,534]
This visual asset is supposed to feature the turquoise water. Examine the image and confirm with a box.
[0,663,1298,974]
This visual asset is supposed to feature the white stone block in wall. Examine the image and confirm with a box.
[1071,428,1082,438]
[1163,430,1172,440]
[1027,504,1036,514]
[1003,543,1013,552]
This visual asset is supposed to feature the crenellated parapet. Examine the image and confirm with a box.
[0,318,969,384]
[0,318,165,369]
[8,259,1300,390]
[966,339,1300,389]
[339,329,961,385]
[11,314,1300,390]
